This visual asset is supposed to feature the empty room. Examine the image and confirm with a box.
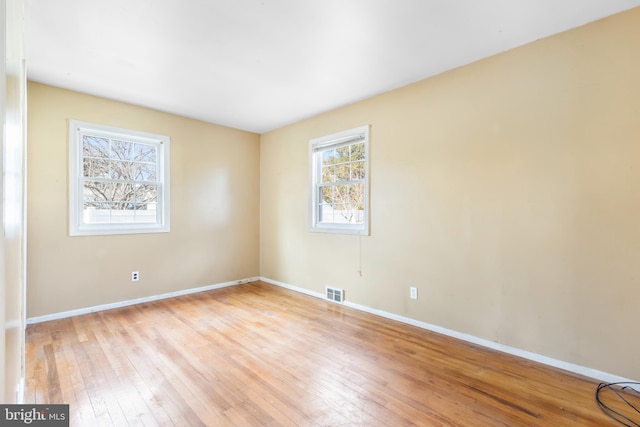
[2,0,640,425]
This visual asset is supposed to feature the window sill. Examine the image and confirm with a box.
[69,224,170,237]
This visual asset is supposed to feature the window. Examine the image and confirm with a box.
[309,125,370,235]
[68,120,170,236]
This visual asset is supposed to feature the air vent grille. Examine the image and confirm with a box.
[326,286,344,303]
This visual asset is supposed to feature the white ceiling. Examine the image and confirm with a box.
[24,1,640,134]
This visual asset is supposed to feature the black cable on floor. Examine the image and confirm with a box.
[595,382,640,426]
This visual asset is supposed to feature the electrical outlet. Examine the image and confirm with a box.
[131,271,140,282]
[410,286,418,300]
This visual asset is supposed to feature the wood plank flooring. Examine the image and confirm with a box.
[25,281,631,426]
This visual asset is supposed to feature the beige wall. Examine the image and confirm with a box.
[260,8,640,380]
[27,82,260,318]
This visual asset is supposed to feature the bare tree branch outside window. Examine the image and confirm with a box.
[82,135,159,223]
[318,142,365,224]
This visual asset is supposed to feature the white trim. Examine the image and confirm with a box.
[26,277,260,324]
[16,377,24,404]
[260,276,638,384]
[309,125,370,236]
[261,277,326,299]
[26,275,637,385]
[68,119,171,236]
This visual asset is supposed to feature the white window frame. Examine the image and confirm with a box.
[309,125,370,235]
[68,119,170,236]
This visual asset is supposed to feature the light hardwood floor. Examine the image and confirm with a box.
[25,281,627,426]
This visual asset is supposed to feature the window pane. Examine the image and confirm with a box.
[112,182,135,206]
[320,186,333,204]
[318,203,333,223]
[350,142,365,161]
[336,146,350,161]
[83,181,111,204]
[83,158,109,178]
[322,149,336,165]
[333,204,349,223]
[334,185,348,204]
[351,161,365,180]
[111,139,134,161]
[348,183,365,208]
[110,160,134,180]
[83,202,111,224]
[134,143,157,163]
[135,204,156,223]
[343,204,364,224]
[135,184,158,205]
[335,163,350,181]
[111,202,135,223]
[83,136,109,159]
[132,163,157,182]
[321,165,335,183]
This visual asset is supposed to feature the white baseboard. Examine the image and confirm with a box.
[26,275,637,385]
[260,277,327,299]
[259,276,637,385]
[26,277,260,325]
